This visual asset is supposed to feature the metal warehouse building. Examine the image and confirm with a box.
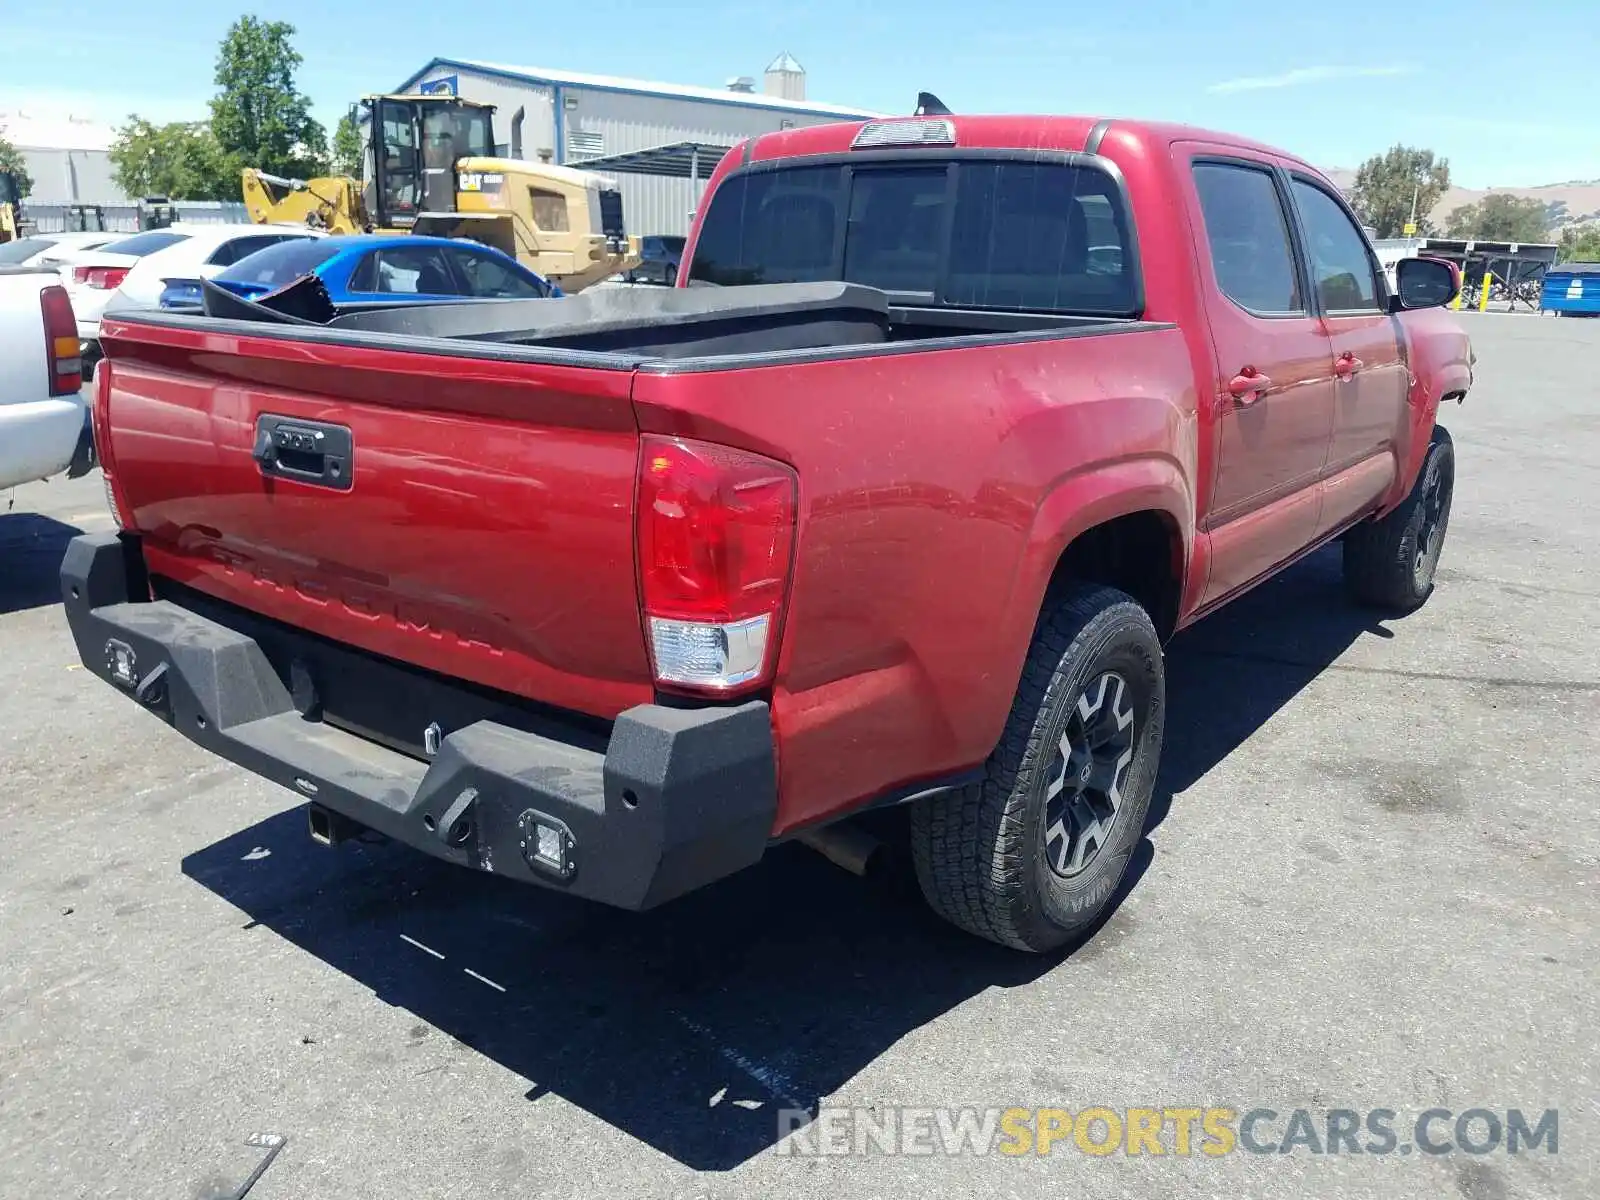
[395,54,877,237]
[0,112,127,208]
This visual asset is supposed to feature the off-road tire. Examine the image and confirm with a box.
[910,584,1165,952]
[1344,425,1455,611]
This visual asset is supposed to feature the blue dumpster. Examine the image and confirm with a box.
[1542,262,1600,316]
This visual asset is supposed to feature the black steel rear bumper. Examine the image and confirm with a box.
[60,532,778,910]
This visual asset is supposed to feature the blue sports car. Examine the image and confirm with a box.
[158,234,559,309]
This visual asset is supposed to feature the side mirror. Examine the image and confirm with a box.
[1391,256,1459,311]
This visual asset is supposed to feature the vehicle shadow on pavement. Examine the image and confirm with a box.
[0,513,79,615]
[180,545,1388,1171]
[183,816,1079,1170]
[1149,542,1393,828]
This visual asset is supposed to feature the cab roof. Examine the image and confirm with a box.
[741,114,1321,177]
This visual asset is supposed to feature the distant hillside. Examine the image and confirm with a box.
[1325,168,1600,237]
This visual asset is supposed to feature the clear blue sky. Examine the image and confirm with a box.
[4,0,1597,187]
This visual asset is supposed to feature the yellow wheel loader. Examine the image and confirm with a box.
[0,170,25,243]
[241,95,640,292]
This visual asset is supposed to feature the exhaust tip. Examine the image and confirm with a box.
[797,823,882,877]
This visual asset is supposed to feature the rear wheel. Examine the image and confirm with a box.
[1344,425,1454,611]
[910,584,1165,952]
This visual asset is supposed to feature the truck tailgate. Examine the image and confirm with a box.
[98,317,654,719]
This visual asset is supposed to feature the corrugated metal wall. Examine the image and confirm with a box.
[563,88,816,235]
[413,65,856,237]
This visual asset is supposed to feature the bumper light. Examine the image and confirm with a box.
[518,809,576,879]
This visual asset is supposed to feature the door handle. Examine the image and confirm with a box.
[1335,352,1364,380]
[252,415,354,491]
[1227,370,1272,405]
[250,426,280,467]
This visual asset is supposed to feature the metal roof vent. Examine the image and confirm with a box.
[726,76,757,93]
[764,52,806,100]
[851,119,957,149]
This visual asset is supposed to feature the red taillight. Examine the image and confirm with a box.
[71,266,129,289]
[40,285,81,397]
[636,435,797,693]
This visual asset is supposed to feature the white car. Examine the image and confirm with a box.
[0,267,91,492]
[61,223,323,355]
[0,231,121,269]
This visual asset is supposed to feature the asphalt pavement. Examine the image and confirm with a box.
[0,314,1595,1199]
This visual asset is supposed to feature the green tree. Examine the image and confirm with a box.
[331,111,363,180]
[1556,223,1600,263]
[109,118,234,200]
[0,133,33,199]
[1349,146,1452,238]
[209,16,328,179]
[1443,193,1550,242]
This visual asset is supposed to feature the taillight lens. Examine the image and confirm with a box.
[71,266,129,289]
[636,435,797,693]
[39,285,81,396]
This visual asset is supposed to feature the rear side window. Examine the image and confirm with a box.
[349,245,461,295]
[217,239,341,286]
[96,231,189,257]
[1290,179,1382,312]
[688,159,1136,315]
[1192,162,1303,315]
[445,246,550,297]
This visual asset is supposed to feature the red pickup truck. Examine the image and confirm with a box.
[63,113,1472,952]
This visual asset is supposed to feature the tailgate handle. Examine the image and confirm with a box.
[252,415,354,492]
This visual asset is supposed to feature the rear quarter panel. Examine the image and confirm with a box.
[632,327,1198,832]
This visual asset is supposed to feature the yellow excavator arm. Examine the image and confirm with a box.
[240,169,364,233]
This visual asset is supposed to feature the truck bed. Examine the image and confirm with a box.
[182,279,1130,361]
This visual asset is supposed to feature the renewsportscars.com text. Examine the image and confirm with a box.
[776,1106,1559,1158]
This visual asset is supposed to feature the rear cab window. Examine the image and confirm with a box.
[687,157,1139,316]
